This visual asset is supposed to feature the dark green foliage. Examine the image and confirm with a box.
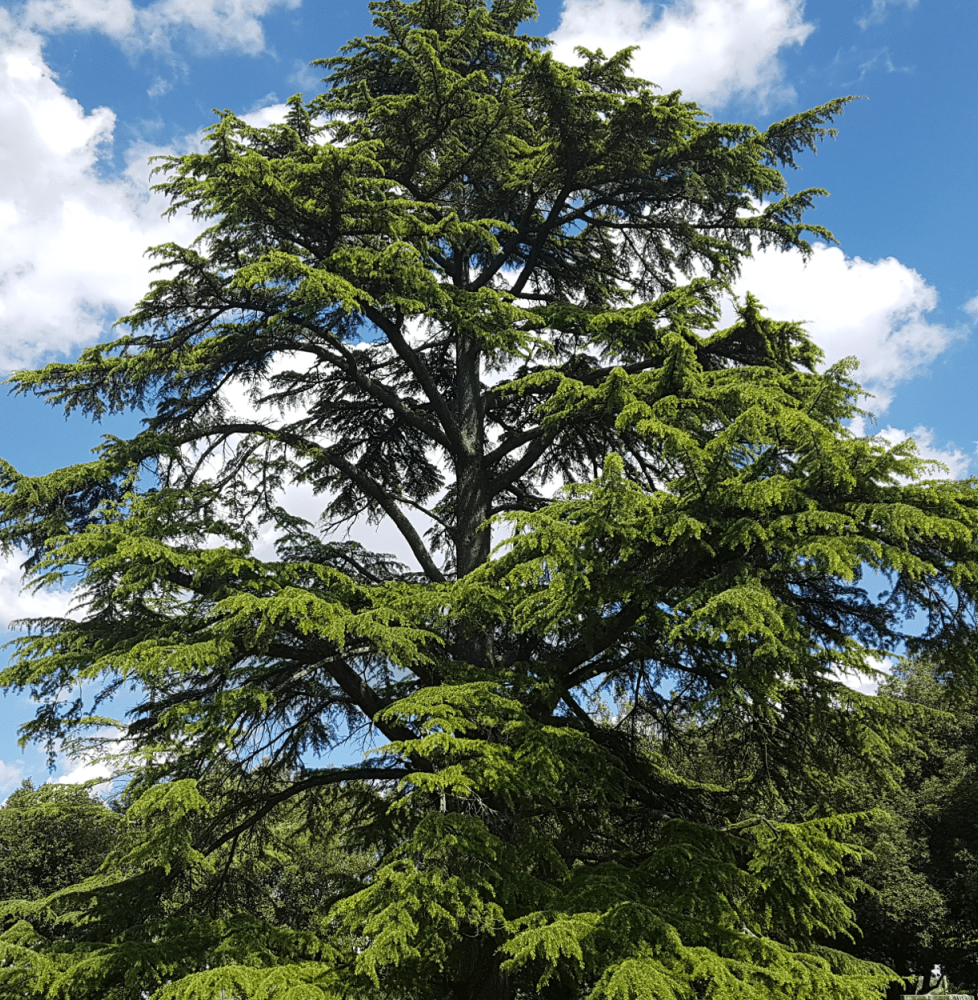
[649,656,978,998]
[2,1,978,997]
[841,660,978,995]
[0,779,120,903]
[0,774,386,999]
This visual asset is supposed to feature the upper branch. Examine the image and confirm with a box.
[360,302,463,452]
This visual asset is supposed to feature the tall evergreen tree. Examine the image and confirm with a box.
[3,1,978,997]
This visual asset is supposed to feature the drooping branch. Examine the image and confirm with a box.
[202,764,414,858]
[160,419,447,582]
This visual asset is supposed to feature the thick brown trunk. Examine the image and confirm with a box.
[445,331,510,998]
[455,452,490,578]
[454,331,490,578]
[453,330,493,669]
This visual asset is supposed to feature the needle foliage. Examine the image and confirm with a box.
[3,1,978,997]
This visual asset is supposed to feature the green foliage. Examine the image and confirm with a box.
[827,658,978,994]
[2,0,978,997]
[0,773,384,999]
[641,656,978,997]
[0,779,120,902]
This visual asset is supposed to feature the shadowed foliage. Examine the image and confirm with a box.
[2,1,978,997]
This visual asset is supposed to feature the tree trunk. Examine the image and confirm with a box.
[454,331,490,578]
[448,936,514,1000]
[453,329,493,669]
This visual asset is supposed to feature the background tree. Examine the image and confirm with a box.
[3,0,978,997]
[0,779,120,903]
[648,655,978,999]
[844,660,978,997]
[0,773,387,999]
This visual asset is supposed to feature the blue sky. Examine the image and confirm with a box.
[0,0,975,793]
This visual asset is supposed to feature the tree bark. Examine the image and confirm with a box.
[454,331,490,578]
[453,329,494,670]
[448,936,514,1000]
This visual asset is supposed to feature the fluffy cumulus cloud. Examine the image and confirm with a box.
[547,1,958,409]
[0,757,25,797]
[719,241,963,412]
[548,0,813,111]
[0,550,77,632]
[16,0,300,57]
[712,240,969,476]
[52,754,114,787]
[846,416,971,480]
[873,423,970,480]
[240,99,291,128]
[39,726,124,798]
[0,13,205,373]
[254,481,422,567]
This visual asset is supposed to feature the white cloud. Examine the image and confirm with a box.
[874,424,970,480]
[839,46,913,86]
[719,241,962,411]
[0,15,206,372]
[45,726,125,798]
[239,98,344,136]
[147,75,175,99]
[52,755,113,787]
[0,550,78,631]
[240,100,290,128]
[963,292,978,322]
[288,57,326,96]
[548,0,813,111]
[246,480,423,568]
[0,757,25,796]
[836,655,893,696]
[17,0,301,57]
[545,3,955,410]
[846,417,971,480]
[857,0,918,30]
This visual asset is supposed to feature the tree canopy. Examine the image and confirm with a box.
[843,659,978,996]
[3,0,978,997]
[0,780,120,904]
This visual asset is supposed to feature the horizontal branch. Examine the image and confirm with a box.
[203,764,413,857]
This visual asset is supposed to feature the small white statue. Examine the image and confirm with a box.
[904,973,973,1000]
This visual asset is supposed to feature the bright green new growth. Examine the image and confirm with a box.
[2,0,978,997]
